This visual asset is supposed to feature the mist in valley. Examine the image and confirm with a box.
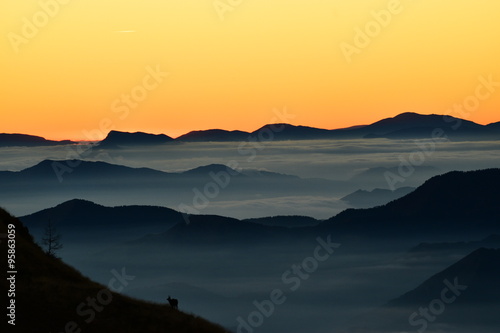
[2,138,500,218]
[3,137,500,332]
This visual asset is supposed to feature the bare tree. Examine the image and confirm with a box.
[42,220,63,258]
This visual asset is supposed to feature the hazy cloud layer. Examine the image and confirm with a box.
[1,139,499,218]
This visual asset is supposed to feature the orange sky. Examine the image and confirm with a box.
[1,0,499,140]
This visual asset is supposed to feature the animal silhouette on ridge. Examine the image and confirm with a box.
[167,296,179,310]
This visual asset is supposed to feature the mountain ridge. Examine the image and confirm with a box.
[0,133,75,147]
[342,248,500,333]
[18,168,500,247]
[321,168,500,239]
[4,112,500,146]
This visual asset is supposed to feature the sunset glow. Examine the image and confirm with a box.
[1,0,499,140]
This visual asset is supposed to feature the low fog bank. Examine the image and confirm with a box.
[77,243,495,333]
[3,138,500,332]
[2,139,500,218]
[2,139,499,180]
[25,221,499,333]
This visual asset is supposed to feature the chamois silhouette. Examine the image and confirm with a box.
[167,296,178,310]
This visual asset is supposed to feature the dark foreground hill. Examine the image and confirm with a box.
[0,207,228,333]
[342,248,500,333]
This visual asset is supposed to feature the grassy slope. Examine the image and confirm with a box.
[0,207,229,333]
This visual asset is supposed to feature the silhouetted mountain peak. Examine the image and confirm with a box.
[181,164,242,176]
[361,112,486,139]
[54,198,104,210]
[20,199,183,231]
[250,123,338,141]
[16,159,167,181]
[99,130,174,147]
[18,159,69,176]
[255,123,295,131]
[176,129,250,142]
[373,112,467,126]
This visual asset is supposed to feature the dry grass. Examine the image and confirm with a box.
[1,207,230,333]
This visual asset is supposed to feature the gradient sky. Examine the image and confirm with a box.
[1,0,499,140]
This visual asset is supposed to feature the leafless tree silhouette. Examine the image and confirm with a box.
[42,220,63,258]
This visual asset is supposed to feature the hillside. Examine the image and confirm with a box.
[0,207,229,333]
[19,199,184,247]
[20,199,183,229]
[242,215,321,228]
[132,214,299,247]
[342,248,500,332]
[321,169,500,239]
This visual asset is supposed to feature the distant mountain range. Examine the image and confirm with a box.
[176,112,500,142]
[3,112,500,147]
[343,248,500,333]
[19,199,319,243]
[1,159,295,183]
[20,168,500,250]
[0,207,228,333]
[1,159,346,191]
[0,133,74,147]
[1,159,350,217]
[118,168,500,247]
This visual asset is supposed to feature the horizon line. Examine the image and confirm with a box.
[1,111,495,142]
